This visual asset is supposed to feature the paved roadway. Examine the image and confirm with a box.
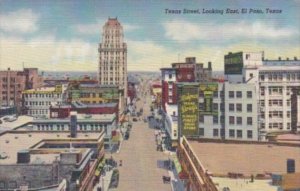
[110,83,171,191]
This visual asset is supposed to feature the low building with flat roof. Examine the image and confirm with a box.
[176,137,300,191]
[0,130,105,191]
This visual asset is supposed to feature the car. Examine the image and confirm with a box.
[132,118,138,122]
[109,169,119,188]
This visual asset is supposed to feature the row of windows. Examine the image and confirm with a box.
[260,73,300,81]
[36,123,108,130]
[260,100,290,107]
[2,91,22,94]
[228,91,253,98]
[229,103,252,112]
[260,111,291,118]
[199,128,253,139]
[24,93,61,98]
[37,126,104,131]
[29,109,48,115]
[229,129,253,139]
[2,77,16,82]
[260,122,291,129]
[2,84,21,88]
[25,101,52,106]
[229,116,253,125]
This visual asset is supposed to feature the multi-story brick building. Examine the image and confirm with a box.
[161,57,212,111]
[0,68,43,112]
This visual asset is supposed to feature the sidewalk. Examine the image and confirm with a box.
[168,168,185,191]
[93,169,113,191]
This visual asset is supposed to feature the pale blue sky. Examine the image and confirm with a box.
[0,0,299,71]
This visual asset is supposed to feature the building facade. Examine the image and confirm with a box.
[226,52,300,137]
[22,85,67,118]
[98,18,127,98]
[224,82,258,141]
[0,68,43,112]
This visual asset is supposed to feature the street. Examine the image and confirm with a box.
[110,83,172,191]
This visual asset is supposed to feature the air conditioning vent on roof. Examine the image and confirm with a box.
[15,136,18,139]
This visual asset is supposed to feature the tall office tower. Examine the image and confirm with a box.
[98,18,127,99]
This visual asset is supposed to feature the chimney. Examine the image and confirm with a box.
[294,57,298,61]
[70,111,77,138]
[8,67,10,71]
[278,57,281,61]
[287,57,289,61]
[208,62,212,70]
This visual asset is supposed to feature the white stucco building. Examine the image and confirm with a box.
[22,85,67,118]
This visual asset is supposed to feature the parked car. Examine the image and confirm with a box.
[109,169,119,188]
[132,118,138,122]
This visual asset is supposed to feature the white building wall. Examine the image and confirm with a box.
[224,82,258,141]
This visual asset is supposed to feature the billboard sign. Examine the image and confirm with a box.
[199,83,218,115]
[224,52,243,75]
[178,84,199,137]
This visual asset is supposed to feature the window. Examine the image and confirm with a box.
[199,103,204,110]
[220,103,225,112]
[236,91,242,98]
[213,129,219,137]
[199,115,204,123]
[220,115,225,123]
[213,91,218,98]
[287,123,291,129]
[247,117,252,125]
[229,91,234,98]
[260,75,265,81]
[0,181,5,189]
[237,130,243,138]
[199,91,204,98]
[287,111,291,118]
[247,104,252,112]
[236,117,242,125]
[213,115,218,124]
[229,104,234,111]
[229,129,235,137]
[229,116,235,124]
[236,104,242,112]
[168,74,172,79]
[199,128,204,136]
[247,130,253,139]
[213,103,218,111]
[247,91,252,98]
[220,91,224,98]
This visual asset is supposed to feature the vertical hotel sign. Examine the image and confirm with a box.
[178,83,199,137]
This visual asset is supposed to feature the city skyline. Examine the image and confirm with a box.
[0,0,299,72]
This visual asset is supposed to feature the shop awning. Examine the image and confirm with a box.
[172,155,182,174]
[95,159,105,176]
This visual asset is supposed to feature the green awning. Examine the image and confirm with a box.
[172,155,182,173]
[95,160,105,176]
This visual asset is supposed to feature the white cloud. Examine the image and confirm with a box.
[0,34,97,71]
[0,9,39,33]
[163,20,299,42]
[73,23,102,35]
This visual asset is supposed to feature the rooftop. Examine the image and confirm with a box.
[32,113,116,123]
[189,141,300,177]
[0,131,102,164]
[0,115,33,131]
[212,177,277,191]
